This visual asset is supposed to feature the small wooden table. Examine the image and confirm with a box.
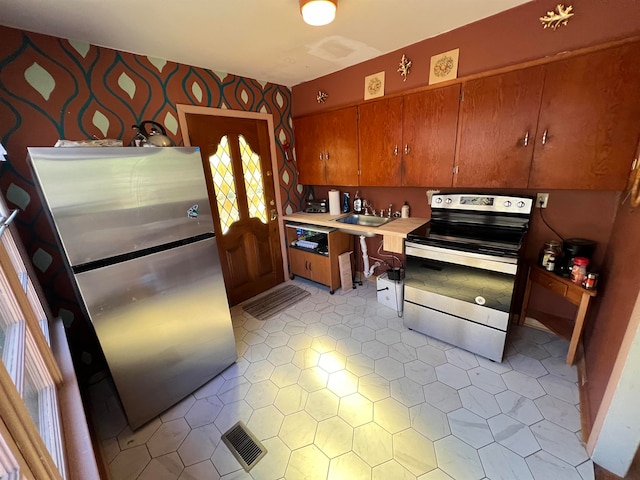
[519,264,597,365]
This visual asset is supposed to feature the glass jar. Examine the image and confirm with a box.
[583,272,599,290]
[570,257,589,284]
[539,240,562,271]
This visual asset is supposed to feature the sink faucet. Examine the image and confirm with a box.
[388,203,392,218]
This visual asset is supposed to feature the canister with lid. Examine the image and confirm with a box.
[570,257,589,284]
[539,240,562,270]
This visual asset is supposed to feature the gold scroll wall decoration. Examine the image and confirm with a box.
[397,54,412,82]
[316,91,328,103]
[540,4,574,30]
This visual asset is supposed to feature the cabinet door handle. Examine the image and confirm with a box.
[393,145,399,156]
[304,260,308,270]
[319,152,323,161]
[325,151,330,160]
[523,131,529,147]
[541,129,548,145]
[404,144,410,155]
[308,261,312,272]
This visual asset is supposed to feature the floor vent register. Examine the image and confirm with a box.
[221,421,267,471]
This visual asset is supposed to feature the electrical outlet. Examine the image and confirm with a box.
[536,193,549,208]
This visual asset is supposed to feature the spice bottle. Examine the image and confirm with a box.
[583,272,598,290]
[401,202,410,218]
[539,240,562,270]
[570,257,589,284]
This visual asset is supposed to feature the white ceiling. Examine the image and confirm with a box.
[0,0,532,87]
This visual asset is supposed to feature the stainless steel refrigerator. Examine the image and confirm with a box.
[27,147,237,429]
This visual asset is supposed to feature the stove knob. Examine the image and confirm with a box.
[517,201,525,208]
[445,198,453,204]
[504,200,512,207]
[434,197,443,204]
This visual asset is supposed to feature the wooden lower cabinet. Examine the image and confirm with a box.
[289,249,331,287]
[286,224,353,293]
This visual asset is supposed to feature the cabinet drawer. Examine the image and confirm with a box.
[529,267,567,297]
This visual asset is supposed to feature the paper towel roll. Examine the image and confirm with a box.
[329,189,341,215]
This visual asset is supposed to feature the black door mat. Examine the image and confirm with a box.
[221,421,267,471]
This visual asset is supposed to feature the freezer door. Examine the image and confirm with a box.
[74,236,236,429]
[28,147,213,266]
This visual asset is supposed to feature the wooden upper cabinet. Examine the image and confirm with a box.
[294,114,324,184]
[402,85,460,187]
[454,66,545,188]
[323,107,359,186]
[293,107,358,186]
[358,97,404,186]
[529,43,640,190]
[359,86,459,187]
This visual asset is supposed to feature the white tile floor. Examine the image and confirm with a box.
[87,278,595,480]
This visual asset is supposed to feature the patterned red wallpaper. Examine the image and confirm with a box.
[0,25,303,380]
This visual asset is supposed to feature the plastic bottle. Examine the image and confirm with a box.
[342,192,350,213]
[401,202,410,218]
[570,257,589,284]
[353,191,362,214]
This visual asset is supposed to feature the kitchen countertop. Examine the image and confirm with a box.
[282,211,428,238]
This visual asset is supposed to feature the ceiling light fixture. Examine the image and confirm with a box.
[299,0,337,26]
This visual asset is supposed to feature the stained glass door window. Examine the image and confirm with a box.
[209,135,240,234]
[209,134,267,234]
[239,135,267,224]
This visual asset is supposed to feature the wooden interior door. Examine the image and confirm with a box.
[454,65,545,188]
[184,114,284,306]
[402,85,460,187]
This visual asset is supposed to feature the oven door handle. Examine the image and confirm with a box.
[405,244,518,275]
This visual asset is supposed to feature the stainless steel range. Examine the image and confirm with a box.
[403,193,534,362]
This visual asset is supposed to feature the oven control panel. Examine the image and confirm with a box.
[431,194,533,214]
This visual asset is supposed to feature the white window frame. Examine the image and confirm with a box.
[0,200,65,480]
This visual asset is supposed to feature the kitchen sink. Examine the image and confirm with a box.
[335,214,396,227]
[333,214,396,236]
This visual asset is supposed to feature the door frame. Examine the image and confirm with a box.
[176,105,289,283]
